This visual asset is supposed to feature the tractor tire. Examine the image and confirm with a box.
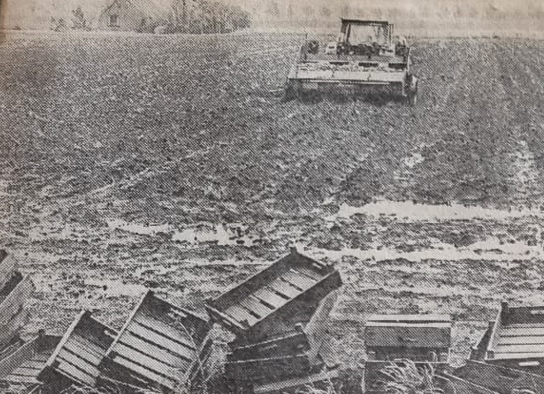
[407,81,418,106]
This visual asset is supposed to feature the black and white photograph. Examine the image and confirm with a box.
[1,1,544,393]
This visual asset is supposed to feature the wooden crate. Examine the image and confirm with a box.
[0,250,17,292]
[226,329,338,385]
[206,248,342,343]
[253,369,340,394]
[365,314,451,362]
[38,311,117,389]
[437,372,500,394]
[229,290,338,361]
[0,332,61,393]
[0,273,35,348]
[225,350,324,384]
[478,301,544,374]
[449,360,544,394]
[100,291,213,393]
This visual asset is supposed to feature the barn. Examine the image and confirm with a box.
[98,0,172,32]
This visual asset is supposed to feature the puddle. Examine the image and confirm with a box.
[135,264,178,277]
[86,278,147,297]
[305,237,543,263]
[107,219,259,246]
[329,200,544,222]
[106,219,170,236]
[28,223,82,242]
[172,224,251,245]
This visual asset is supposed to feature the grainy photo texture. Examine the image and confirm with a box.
[1,1,544,393]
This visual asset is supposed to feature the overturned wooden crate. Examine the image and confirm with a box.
[439,360,544,394]
[228,290,338,360]
[206,248,342,344]
[0,251,35,351]
[0,331,61,394]
[363,314,452,392]
[225,290,339,384]
[471,301,544,374]
[99,291,213,393]
[38,311,117,391]
[253,369,340,394]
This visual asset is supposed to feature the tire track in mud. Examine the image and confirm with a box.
[405,40,528,205]
[495,40,544,208]
[390,40,473,199]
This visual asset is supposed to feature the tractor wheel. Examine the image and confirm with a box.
[407,81,418,106]
[282,81,299,102]
[408,91,417,106]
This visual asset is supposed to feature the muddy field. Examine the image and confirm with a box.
[2,31,544,368]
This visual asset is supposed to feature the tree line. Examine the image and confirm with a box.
[50,1,251,33]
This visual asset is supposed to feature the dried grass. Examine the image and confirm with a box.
[377,360,443,394]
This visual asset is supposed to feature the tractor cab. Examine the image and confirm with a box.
[338,19,400,57]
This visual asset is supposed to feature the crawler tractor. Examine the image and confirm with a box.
[285,19,418,104]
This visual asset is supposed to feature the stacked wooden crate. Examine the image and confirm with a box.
[33,291,213,394]
[440,301,544,394]
[0,250,35,355]
[206,248,342,394]
[363,314,452,393]
[100,291,214,394]
[0,331,61,394]
[38,311,118,393]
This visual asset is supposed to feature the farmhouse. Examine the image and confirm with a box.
[98,0,172,32]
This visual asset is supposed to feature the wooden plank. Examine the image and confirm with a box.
[33,354,52,363]
[6,373,39,383]
[68,332,109,353]
[121,330,195,363]
[17,360,45,370]
[438,373,500,394]
[293,267,322,282]
[239,296,273,319]
[55,359,96,386]
[367,314,451,323]
[0,254,17,291]
[498,336,544,345]
[0,276,34,326]
[492,352,544,360]
[66,335,108,359]
[57,351,99,378]
[0,308,28,346]
[494,344,544,354]
[366,322,451,328]
[125,322,196,362]
[267,278,300,299]
[253,288,286,309]
[113,342,183,377]
[507,323,544,329]
[254,370,339,394]
[225,354,314,382]
[58,346,102,369]
[500,327,544,337]
[132,313,196,350]
[0,335,40,380]
[278,274,305,292]
[229,332,309,361]
[9,366,40,378]
[365,325,450,348]
[281,271,315,291]
[110,353,176,390]
[225,305,258,326]
[118,334,192,370]
[454,360,544,394]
